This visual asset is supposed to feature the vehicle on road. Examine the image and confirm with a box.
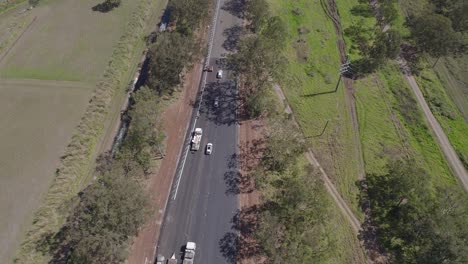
[167,254,177,264]
[156,254,165,264]
[182,242,196,264]
[190,128,203,151]
[214,97,219,108]
[204,66,213,72]
[216,69,223,79]
[206,143,213,155]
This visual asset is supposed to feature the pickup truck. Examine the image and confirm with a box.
[182,242,196,264]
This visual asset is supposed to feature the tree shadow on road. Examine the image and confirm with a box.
[200,81,238,126]
[221,0,245,19]
[224,137,264,196]
[222,25,243,52]
[219,232,238,264]
[231,205,264,261]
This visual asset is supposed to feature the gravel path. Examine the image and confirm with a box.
[399,59,468,190]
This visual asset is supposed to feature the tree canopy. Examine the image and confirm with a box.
[363,160,468,263]
[410,13,463,58]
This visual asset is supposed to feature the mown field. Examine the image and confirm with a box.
[0,0,141,81]
[266,0,366,261]
[0,79,92,262]
[0,0,151,262]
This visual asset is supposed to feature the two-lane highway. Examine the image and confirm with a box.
[156,0,242,263]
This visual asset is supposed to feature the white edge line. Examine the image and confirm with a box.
[172,0,222,200]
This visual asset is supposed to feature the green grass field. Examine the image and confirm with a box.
[336,0,461,186]
[433,56,468,120]
[0,79,92,263]
[266,0,367,260]
[0,0,141,82]
[267,0,362,217]
[415,62,468,168]
[397,0,468,169]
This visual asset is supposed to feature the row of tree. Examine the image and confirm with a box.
[232,1,334,262]
[46,87,164,263]
[146,0,208,95]
[46,0,213,262]
[346,0,466,74]
[228,0,287,117]
[255,117,331,263]
[361,160,468,263]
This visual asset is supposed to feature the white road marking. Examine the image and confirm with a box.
[172,0,222,200]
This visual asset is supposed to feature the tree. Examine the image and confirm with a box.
[245,0,270,32]
[57,168,149,263]
[430,0,468,32]
[380,1,398,24]
[168,0,209,36]
[370,29,402,63]
[147,32,196,95]
[28,0,40,7]
[363,160,468,263]
[92,0,121,12]
[410,14,462,59]
[118,87,164,173]
[261,118,305,172]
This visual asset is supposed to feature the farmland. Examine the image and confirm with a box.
[0,79,92,262]
[0,0,159,262]
[0,0,141,81]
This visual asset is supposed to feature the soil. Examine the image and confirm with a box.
[237,80,267,264]
[126,60,203,264]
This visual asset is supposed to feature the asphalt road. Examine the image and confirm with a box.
[156,1,242,263]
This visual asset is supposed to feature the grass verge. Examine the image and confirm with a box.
[267,0,363,219]
[13,0,165,262]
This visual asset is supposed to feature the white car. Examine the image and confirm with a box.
[155,255,165,264]
[216,69,223,79]
[206,143,213,155]
[214,97,219,107]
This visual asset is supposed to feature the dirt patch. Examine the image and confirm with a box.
[237,81,267,264]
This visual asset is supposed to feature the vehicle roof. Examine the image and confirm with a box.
[186,241,196,250]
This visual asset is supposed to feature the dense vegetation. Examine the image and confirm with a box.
[231,1,338,262]
[254,118,334,262]
[28,0,212,262]
[146,0,208,95]
[345,0,403,74]
[362,161,468,263]
[403,0,466,68]
[346,0,468,262]
[229,0,286,117]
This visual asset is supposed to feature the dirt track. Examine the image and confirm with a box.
[399,60,468,190]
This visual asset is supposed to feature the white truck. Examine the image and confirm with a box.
[190,128,203,151]
[182,242,196,264]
